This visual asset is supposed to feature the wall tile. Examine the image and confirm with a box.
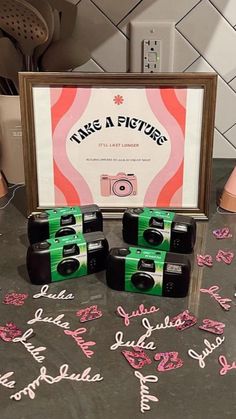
[72,0,128,71]
[118,0,200,36]
[177,0,236,82]
[224,124,236,148]
[213,129,236,158]
[73,58,104,72]
[174,30,199,71]
[91,0,141,25]
[215,80,236,134]
[186,57,236,134]
[210,0,236,27]
[229,77,236,92]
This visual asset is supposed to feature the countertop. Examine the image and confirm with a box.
[0,159,235,419]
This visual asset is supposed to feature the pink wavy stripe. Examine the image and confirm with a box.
[51,88,63,107]
[144,88,186,206]
[161,89,186,137]
[51,88,80,204]
[52,87,93,205]
[170,186,182,206]
[157,160,183,206]
[156,89,186,205]
[55,185,67,205]
[174,89,187,108]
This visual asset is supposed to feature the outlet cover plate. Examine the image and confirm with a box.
[130,21,175,72]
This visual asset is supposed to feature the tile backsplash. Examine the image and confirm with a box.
[57,0,236,158]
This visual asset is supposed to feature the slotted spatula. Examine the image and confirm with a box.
[52,9,61,42]
[0,0,49,70]
[26,0,55,68]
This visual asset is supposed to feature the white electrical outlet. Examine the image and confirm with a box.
[143,40,161,73]
[130,21,175,72]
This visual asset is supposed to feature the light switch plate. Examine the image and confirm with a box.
[130,21,175,72]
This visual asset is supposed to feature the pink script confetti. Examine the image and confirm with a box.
[219,355,236,375]
[64,327,96,358]
[200,285,232,311]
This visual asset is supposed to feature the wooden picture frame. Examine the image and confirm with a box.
[19,72,217,219]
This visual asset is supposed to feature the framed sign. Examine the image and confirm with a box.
[19,72,217,219]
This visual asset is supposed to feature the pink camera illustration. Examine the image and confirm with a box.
[100,173,137,197]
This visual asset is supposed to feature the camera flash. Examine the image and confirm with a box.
[173,223,188,232]
[84,212,97,221]
[166,264,182,274]
[88,241,102,251]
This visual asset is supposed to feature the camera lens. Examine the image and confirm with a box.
[131,272,155,291]
[120,186,125,191]
[57,258,80,276]
[143,228,163,245]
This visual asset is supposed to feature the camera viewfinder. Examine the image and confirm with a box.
[60,214,76,226]
[149,217,164,229]
[138,258,155,272]
[63,244,80,257]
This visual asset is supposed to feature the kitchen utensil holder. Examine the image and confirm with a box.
[0,95,25,184]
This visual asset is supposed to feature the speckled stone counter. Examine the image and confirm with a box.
[0,159,235,419]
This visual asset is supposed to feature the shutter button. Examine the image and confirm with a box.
[132,208,143,214]
[38,213,48,219]
[118,248,130,256]
[38,241,50,250]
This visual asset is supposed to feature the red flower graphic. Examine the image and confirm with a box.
[113,95,124,105]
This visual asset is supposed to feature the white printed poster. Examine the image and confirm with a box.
[33,86,203,209]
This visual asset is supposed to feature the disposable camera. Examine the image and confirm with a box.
[122,207,196,253]
[27,231,109,285]
[100,173,137,197]
[28,204,103,244]
[106,247,191,298]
